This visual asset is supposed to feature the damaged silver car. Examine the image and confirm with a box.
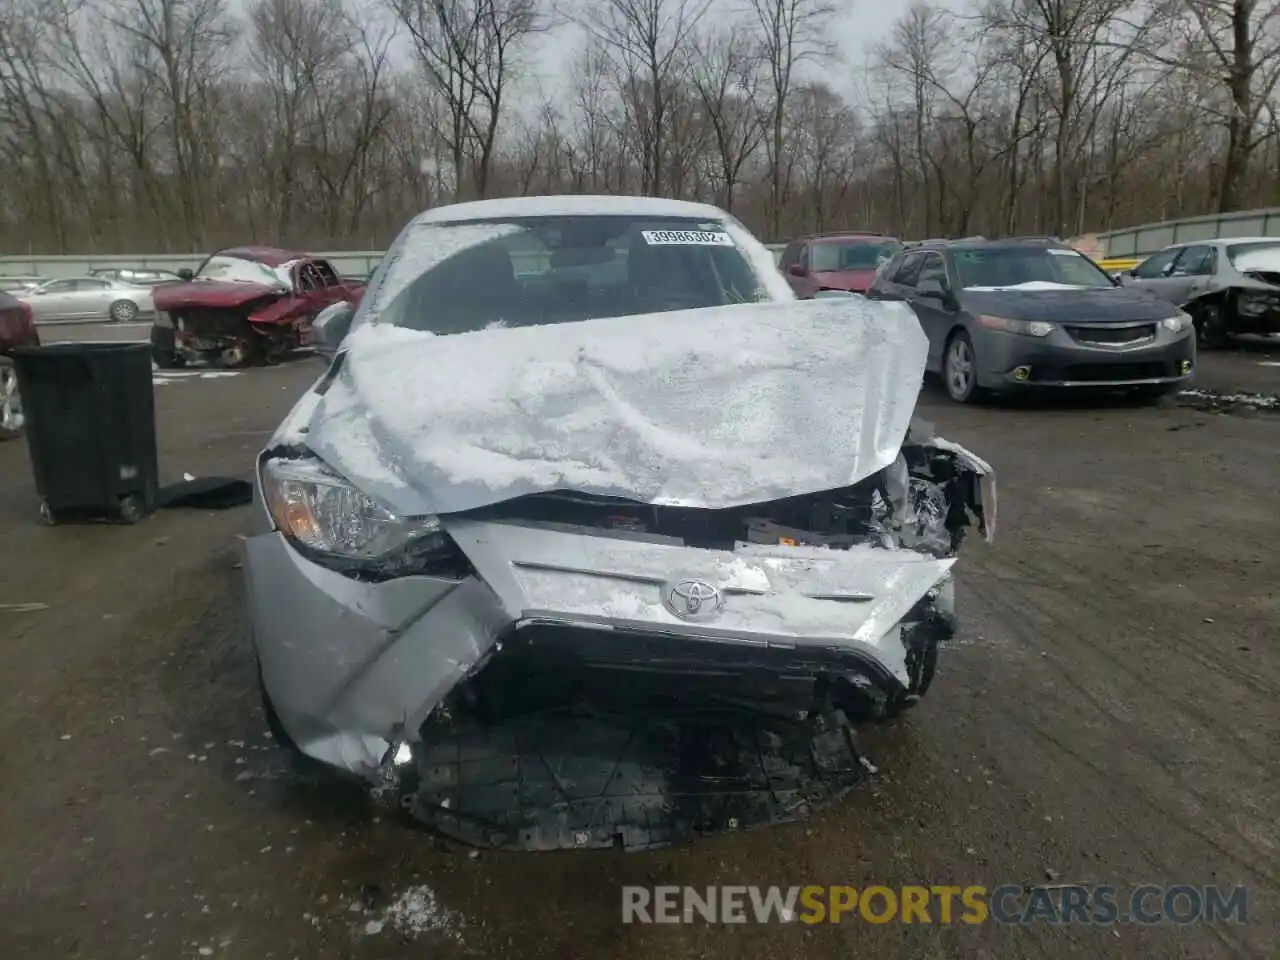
[245,196,996,850]
[1118,237,1280,348]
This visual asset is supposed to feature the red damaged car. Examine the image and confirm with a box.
[780,232,905,298]
[150,246,364,368]
[1,290,39,440]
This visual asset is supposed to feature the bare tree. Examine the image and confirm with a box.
[748,0,835,239]
[387,0,547,199]
[689,26,764,212]
[5,0,1280,255]
[576,0,711,196]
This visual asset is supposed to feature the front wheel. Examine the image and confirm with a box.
[150,326,186,369]
[943,330,983,403]
[1193,303,1231,350]
[0,357,22,441]
[109,299,139,323]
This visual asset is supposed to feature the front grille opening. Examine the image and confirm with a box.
[1064,324,1155,345]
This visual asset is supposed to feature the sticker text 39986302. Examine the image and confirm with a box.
[641,230,735,246]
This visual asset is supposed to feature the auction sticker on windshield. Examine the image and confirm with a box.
[642,230,735,246]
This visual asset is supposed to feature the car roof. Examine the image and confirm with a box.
[800,232,897,243]
[914,237,1071,253]
[412,195,730,225]
[214,246,303,266]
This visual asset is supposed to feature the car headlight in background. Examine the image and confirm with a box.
[260,454,463,579]
[977,315,1054,337]
[1160,311,1194,333]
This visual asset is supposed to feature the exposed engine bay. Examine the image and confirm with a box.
[370,423,994,851]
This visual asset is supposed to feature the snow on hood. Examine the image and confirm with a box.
[1232,248,1280,273]
[964,281,1089,292]
[299,297,928,517]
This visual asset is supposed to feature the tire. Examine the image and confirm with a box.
[1193,302,1230,350]
[0,357,22,441]
[109,299,139,323]
[150,326,185,369]
[943,329,983,403]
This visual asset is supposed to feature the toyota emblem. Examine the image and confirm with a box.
[662,578,725,623]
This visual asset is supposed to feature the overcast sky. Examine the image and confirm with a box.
[362,0,942,116]
[518,0,902,106]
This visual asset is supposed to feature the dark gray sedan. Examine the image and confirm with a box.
[867,238,1196,403]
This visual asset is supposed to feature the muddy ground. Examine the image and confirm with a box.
[1,328,1277,959]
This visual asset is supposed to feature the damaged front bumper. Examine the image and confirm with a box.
[245,523,959,774]
[245,427,994,847]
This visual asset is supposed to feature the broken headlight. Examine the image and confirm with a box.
[1160,311,1193,333]
[260,455,450,569]
[1236,293,1279,317]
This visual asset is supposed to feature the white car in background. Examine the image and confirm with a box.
[19,276,155,324]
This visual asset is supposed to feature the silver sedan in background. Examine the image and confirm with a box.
[19,276,155,323]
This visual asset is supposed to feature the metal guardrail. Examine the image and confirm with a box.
[0,244,790,280]
[1098,208,1280,258]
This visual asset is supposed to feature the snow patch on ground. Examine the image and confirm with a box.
[360,884,466,943]
[1179,388,1280,410]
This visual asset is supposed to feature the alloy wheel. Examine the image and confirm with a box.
[946,338,974,400]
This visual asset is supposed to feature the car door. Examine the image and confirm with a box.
[910,252,957,371]
[786,242,816,298]
[25,279,78,321]
[882,250,926,300]
[71,278,117,319]
[1162,244,1216,305]
[1123,246,1183,302]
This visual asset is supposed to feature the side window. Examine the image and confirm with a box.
[1132,248,1180,279]
[797,243,810,271]
[77,279,111,290]
[44,279,74,292]
[916,253,947,286]
[779,243,799,270]
[891,251,927,286]
[1171,245,1214,276]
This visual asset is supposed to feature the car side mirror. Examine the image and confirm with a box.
[312,301,355,358]
[177,268,194,281]
[787,263,807,278]
[916,277,951,302]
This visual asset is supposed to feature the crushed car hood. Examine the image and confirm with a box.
[959,285,1174,322]
[152,280,284,311]
[293,298,928,517]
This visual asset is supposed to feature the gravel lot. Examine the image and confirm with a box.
[1,324,1277,959]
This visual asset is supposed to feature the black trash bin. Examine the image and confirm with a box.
[12,341,158,524]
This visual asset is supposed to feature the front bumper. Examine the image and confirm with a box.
[976,325,1196,389]
[245,520,956,779]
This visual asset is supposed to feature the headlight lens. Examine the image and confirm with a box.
[1236,294,1278,317]
[1160,311,1193,333]
[260,454,442,561]
[977,315,1054,337]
